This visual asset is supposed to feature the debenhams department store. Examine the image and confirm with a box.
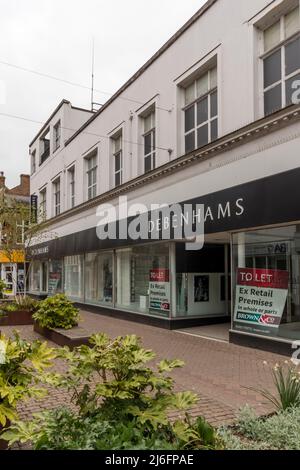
[29,105,300,355]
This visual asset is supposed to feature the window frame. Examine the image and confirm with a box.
[53,120,61,152]
[143,111,156,173]
[183,67,218,154]
[85,152,98,201]
[261,7,300,116]
[112,134,123,188]
[31,150,36,175]
[39,188,47,221]
[53,177,61,217]
[68,165,76,209]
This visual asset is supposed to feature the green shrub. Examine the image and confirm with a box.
[0,280,6,299]
[0,303,18,313]
[220,406,300,450]
[2,334,223,450]
[249,362,300,411]
[0,332,57,428]
[33,294,80,330]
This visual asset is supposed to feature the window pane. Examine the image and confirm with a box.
[285,37,300,76]
[264,21,280,51]
[264,84,282,115]
[144,114,152,133]
[145,155,152,173]
[115,136,122,152]
[211,119,218,141]
[115,152,121,171]
[144,133,152,156]
[286,72,300,105]
[185,132,195,153]
[152,153,156,169]
[264,49,282,88]
[285,7,300,39]
[210,67,217,89]
[185,83,195,105]
[115,172,121,187]
[196,72,209,98]
[210,91,218,117]
[197,97,208,125]
[197,124,209,148]
[185,106,195,132]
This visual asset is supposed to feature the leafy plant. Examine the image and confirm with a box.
[0,303,18,313]
[14,296,39,313]
[2,334,223,450]
[0,280,6,299]
[0,332,57,428]
[33,294,79,330]
[249,362,300,411]
[220,405,300,450]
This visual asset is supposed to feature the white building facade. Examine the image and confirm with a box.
[29,0,300,354]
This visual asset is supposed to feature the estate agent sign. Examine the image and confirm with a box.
[234,268,289,336]
[149,269,170,313]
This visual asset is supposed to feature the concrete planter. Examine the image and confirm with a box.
[0,310,34,326]
[34,322,90,349]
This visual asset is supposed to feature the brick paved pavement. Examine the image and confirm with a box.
[1,310,290,428]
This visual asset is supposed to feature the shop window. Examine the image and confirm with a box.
[30,261,41,292]
[116,244,170,317]
[175,244,228,318]
[232,225,300,342]
[64,255,84,302]
[85,252,113,306]
[48,260,63,295]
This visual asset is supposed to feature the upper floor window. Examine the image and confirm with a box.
[39,188,47,221]
[31,150,36,175]
[112,134,123,187]
[263,6,300,116]
[53,178,61,217]
[16,221,25,245]
[86,152,97,200]
[143,110,156,173]
[40,129,50,165]
[53,120,61,152]
[68,166,75,209]
[183,67,218,154]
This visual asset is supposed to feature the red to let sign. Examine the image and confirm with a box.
[150,269,170,283]
[237,268,289,290]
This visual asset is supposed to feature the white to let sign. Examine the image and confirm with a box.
[149,269,170,312]
[234,268,289,335]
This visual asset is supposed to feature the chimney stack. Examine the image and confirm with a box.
[20,174,30,196]
[0,171,6,189]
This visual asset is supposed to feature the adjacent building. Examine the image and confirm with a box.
[28,0,300,354]
[0,172,30,295]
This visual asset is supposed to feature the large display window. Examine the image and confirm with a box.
[116,243,170,317]
[48,260,63,295]
[175,244,229,318]
[64,255,84,302]
[30,261,41,293]
[85,251,113,306]
[232,226,300,341]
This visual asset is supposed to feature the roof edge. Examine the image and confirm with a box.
[65,0,218,147]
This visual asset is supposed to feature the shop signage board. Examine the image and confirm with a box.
[149,269,170,312]
[233,268,289,336]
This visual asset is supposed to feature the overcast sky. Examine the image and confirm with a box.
[0,0,206,188]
